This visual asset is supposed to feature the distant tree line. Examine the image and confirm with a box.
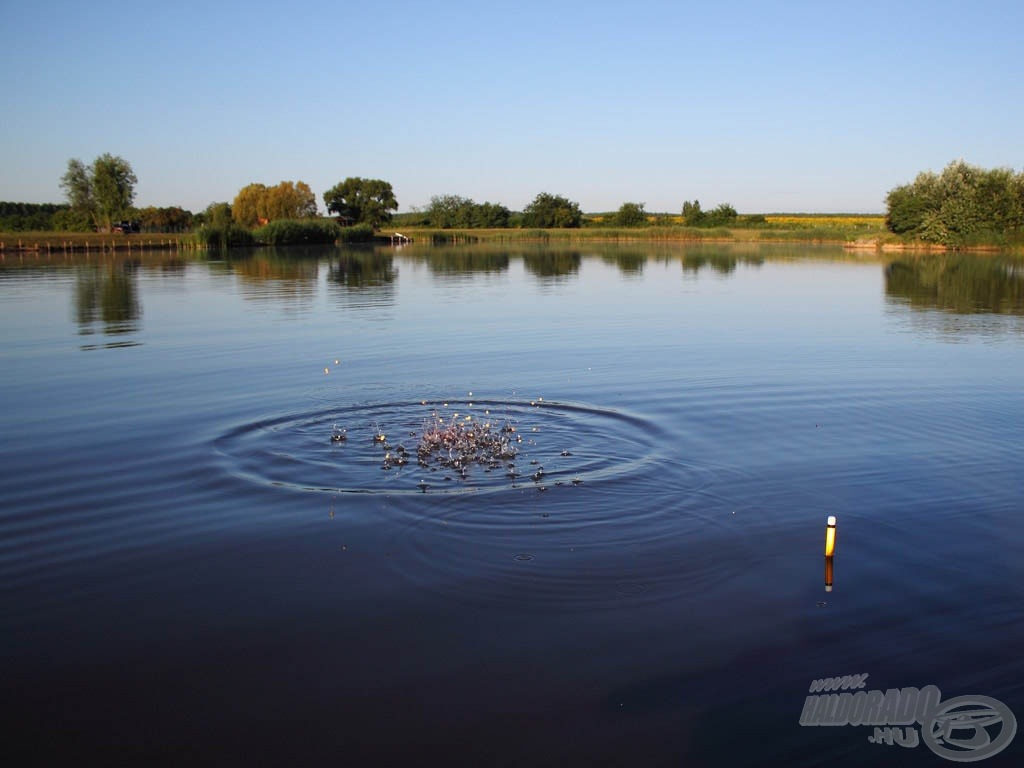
[0,200,194,233]
[411,195,512,228]
[134,206,194,232]
[0,202,71,231]
[886,160,1024,245]
[4,151,746,238]
[35,152,1024,248]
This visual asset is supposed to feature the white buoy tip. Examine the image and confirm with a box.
[827,515,837,526]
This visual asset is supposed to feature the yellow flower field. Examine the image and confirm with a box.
[765,215,885,230]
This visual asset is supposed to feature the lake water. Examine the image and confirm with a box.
[2,242,1022,766]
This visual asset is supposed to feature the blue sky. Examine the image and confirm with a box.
[2,0,1021,214]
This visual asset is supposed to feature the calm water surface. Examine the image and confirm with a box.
[2,243,1022,766]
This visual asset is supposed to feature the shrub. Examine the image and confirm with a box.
[194,223,256,249]
[254,219,341,245]
[337,223,375,243]
[885,161,1024,246]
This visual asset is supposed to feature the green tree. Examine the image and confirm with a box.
[60,159,92,216]
[424,196,511,228]
[681,200,705,226]
[202,202,233,228]
[136,205,193,232]
[323,178,398,229]
[682,200,736,228]
[0,202,70,231]
[522,192,582,228]
[885,182,931,234]
[614,201,647,227]
[51,207,94,232]
[60,153,137,232]
[472,201,511,228]
[704,203,738,227]
[885,161,1024,244]
[427,194,475,228]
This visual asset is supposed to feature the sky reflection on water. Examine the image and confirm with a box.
[1,243,1022,766]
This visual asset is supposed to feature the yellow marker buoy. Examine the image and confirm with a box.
[825,515,837,557]
[324,367,329,374]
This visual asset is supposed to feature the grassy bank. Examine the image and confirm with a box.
[0,231,194,254]
[381,214,889,245]
[2,213,1017,252]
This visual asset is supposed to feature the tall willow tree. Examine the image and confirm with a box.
[231,181,318,227]
[60,153,137,232]
[232,183,268,228]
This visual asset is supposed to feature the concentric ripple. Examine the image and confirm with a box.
[213,398,683,496]
[383,487,749,614]
[214,396,751,611]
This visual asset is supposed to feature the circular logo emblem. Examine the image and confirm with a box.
[923,695,1016,762]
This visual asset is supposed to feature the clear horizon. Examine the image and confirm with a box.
[2,0,1021,216]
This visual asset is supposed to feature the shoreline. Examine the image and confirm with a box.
[0,230,1018,255]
